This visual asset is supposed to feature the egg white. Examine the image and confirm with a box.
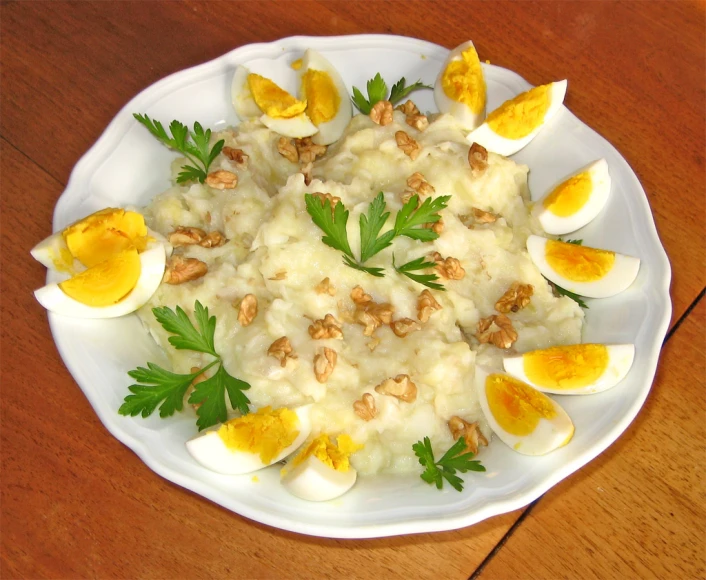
[534,159,611,235]
[185,405,312,475]
[260,112,318,139]
[281,454,357,501]
[476,367,574,456]
[231,65,265,120]
[467,80,567,157]
[527,235,640,299]
[503,343,636,395]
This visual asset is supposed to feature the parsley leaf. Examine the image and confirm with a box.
[389,78,433,105]
[133,114,224,184]
[153,301,217,356]
[413,436,486,492]
[394,194,451,241]
[304,193,355,259]
[359,192,396,262]
[188,365,251,430]
[558,238,583,245]
[351,73,432,113]
[551,282,589,309]
[393,255,445,291]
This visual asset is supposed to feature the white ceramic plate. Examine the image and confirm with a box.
[46,35,671,538]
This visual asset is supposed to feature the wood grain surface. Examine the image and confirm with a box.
[1,1,704,578]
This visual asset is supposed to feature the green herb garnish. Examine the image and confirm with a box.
[551,282,589,309]
[119,301,251,430]
[413,436,486,492]
[351,73,432,114]
[133,114,224,184]
[393,254,445,291]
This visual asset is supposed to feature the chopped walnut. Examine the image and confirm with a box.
[268,271,287,281]
[350,285,372,305]
[431,253,465,280]
[163,255,208,284]
[468,142,488,175]
[370,100,393,126]
[277,137,298,163]
[308,314,343,340]
[374,374,417,403]
[406,114,429,132]
[448,416,488,455]
[406,172,435,195]
[315,277,335,295]
[367,336,381,351]
[495,282,534,313]
[417,289,441,322]
[353,393,377,421]
[472,207,498,224]
[187,366,207,410]
[390,318,421,338]
[295,137,327,164]
[236,294,258,326]
[222,146,249,168]
[475,314,518,349]
[268,336,296,367]
[168,226,207,247]
[313,347,337,383]
[301,161,313,186]
[396,100,420,116]
[199,231,226,248]
[205,170,238,190]
[395,131,421,160]
[311,192,341,217]
[423,217,444,234]
[351,287,394,336]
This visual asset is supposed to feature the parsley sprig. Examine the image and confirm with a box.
[413,436,486,492]
[352,73,432,114]
[549,238,588,308]
[133,114,224,184]
[393,255,444,291]
[119,301,251,430]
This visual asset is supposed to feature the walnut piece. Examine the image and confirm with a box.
[396,100,420,116]
[406,114,429,132]
[395,131,421,160]
[205,170,238,190]
[417,289,441,322]
[188,366,207,410]
[315,277,335,295]
[311,192,341,217]
[295,137,327,164]
[222,146,249,168]
[313,347,337,383]
[374,374,417,403]
[351,287,394,336]
[199,231,226,248]
[423,217,444,234]
[268,336,296,367]
[308,314,343,340]
[468,142,488,175]
[390,318,421,338]
[448,416,489,455]
[301,161,313,186]
[472,207,498,224]
[277,137,298,163]
[431,253,466,280]
[350,285,372,305]
[353,393,377,421]
[475,313,518,349]
[268,271,287,281]
[168,226,207,247]
[163,255,208,284]
[400,190,422,206]
[495,282,534,313]
[236,294,258,326]
[370,100,393,126]
[406,172,435,195]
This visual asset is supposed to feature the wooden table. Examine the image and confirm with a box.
[2,1,704,578]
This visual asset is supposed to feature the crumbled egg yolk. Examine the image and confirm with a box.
[289,434,362,473]
[290,58,303,70]
[545,239,616,282]
[217,406,299,464]
[441,45,486,114]
[301,69,340,125]
[486,83,551,139]
[542,171,592,216]
[486,374,557,437]
[523,344,610,389]
[247,73,307,118]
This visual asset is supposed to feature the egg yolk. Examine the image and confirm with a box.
[58,247,141,306]
[523,344,610,389]
[217,406,299,464]
[290,434,361,472]
[62,208,148,267]
[290,58,303,70]
[542,171,592,217]
[486,374,556,436]
[301,69,340,125]
[247,73,307,119]
[486,83,550,139]
[441,45,486,114]
[545,239,616,282]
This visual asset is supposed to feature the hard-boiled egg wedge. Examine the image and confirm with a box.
[231,65,317,138]
[434,40,486,130]
[300,49,352,145]
[280,433,362,501]
[186,405,312,475]
[476,367,574,456]
[467,80,567,156]
[527,235,640,299]
[503,343,635,395]
[534,159,611,235]
[31,208,168,319]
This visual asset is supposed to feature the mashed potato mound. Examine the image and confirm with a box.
[139,110,583,476]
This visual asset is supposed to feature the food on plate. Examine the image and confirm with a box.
[533,159,611,235]
[434,40,486,130]
[467,80,567,156]
[475,367,574,455]
[412,435,486,491]
[527,235,640,298]
[186,405,312,475]
[31,208,169,318]
[503,343,635,395]
[351,72,432,115]
[281,433,360,501]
